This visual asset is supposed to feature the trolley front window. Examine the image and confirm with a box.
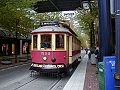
[41,34,51,48]
[56,34,64,49]
[33,35,37,49]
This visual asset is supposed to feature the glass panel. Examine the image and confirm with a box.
[56,34,64,48]
[41,34,51,48]
[2,44,6,55]
[33,35,37,49]
[23,42,28,54]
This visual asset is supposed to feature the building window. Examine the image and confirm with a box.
[56,34,64,48]
[2,44,6,55]
[41,34,51,48]
[23,42,28,54]
[33,35,37,49]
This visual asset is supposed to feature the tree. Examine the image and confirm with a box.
[76,0,98,48]
[32,12,64,26]
[0,0,40,36]
[0,0,39,61]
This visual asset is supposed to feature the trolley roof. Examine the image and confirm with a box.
[32,26,75,35]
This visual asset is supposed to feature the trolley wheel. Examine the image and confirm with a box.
[30,70,37,77]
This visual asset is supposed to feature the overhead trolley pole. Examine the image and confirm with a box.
[114,0,120,89]
[98,0,112,61]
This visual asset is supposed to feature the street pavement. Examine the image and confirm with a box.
[0,50,86,90]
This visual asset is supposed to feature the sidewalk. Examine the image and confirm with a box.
[63,54,88,90]
[63,54,98,90]
[83,60,98,90]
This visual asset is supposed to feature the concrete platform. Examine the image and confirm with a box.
[63,54,98,90]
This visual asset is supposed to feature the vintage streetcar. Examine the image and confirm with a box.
[30,21,81,75]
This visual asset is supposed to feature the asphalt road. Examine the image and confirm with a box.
[0,50,85,90]
[0,64,71,90]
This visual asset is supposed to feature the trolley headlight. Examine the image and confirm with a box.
[43,57,47,61]
[51,58,56,62]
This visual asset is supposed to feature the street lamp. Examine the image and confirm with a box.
[82,1,90,10]
[82,0,95,10]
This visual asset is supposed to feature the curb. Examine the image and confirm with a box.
[0,61,31,70]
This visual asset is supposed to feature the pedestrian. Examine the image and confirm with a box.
[95,49,99,59]
[90,51,96,65]
[85,48,88,54]
[95,47,99,74]
[88,51,91,59]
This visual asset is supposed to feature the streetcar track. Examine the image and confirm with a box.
[14,74,61,90]
[48,62,80,90]
[0,62,80,90]
[49,78,62,90]
[15,60,80,90]
[14,76,38,90]
[1,59,81,90]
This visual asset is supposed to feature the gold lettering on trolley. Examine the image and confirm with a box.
[41,52,44,55]
[45,52,47,55]
[48,52,50,55]
[41,52,51,55]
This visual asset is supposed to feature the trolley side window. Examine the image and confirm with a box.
[33,35,38,49]
[41,34,51,48]
[56,34,64,49]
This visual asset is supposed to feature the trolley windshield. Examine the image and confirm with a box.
[41,34,51,48]
[56,34,64,48]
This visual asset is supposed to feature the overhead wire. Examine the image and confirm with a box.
[48,0,60,11]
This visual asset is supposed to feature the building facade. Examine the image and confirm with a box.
[0,29,31,56]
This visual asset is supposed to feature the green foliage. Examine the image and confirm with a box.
[33,12,64,26]
[0,0,39,38]
[0,0,64,38]
[76,1,98,30]
[73,23,90,48]
[75,1,98,47]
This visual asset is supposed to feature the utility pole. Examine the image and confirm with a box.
[114,0,120,89]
